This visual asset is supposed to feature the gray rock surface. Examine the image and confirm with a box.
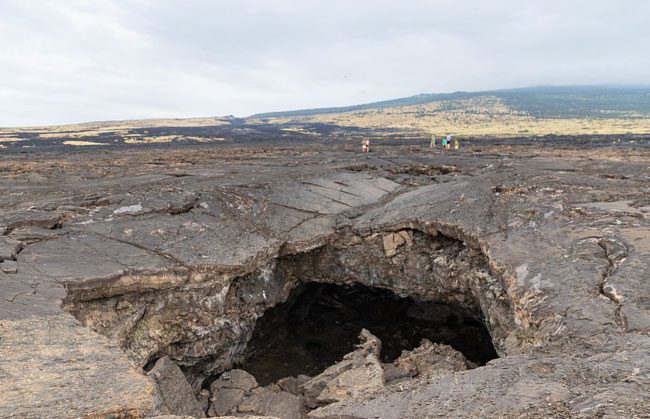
[1,142,649,418]
[208,369,258,416]
[151,416,277,419]
[207,368,302,419]
[0,259,18,274]
[276,375,311,396]
[197,389,211,414]
[0,236,22,261]
[301,329,385,408]
[148,356,206,418]
[6,226,61,244]
[238,387,302,419]
[389,339,469,381]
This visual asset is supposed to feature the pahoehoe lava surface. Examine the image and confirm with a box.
[1,137,650,418]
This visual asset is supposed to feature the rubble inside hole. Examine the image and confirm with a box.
[240,282,496,386]
[150,329,478,418]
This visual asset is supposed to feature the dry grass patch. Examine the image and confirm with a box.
[62,140,104,146]
[254,96,650,137]
[123,136,226,144]
[0,117,232,142]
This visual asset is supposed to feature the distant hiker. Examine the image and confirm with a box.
[446,134,453,149]
[361,139,370,153]
[430,134,436,148]
[441,137,447,148]
[454,138,459,149]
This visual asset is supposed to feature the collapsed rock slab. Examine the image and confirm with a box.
[313,416,365,419]
[214,416,280,419]
[390,339,470,380]
[0,236,22,261]
[151,416,279,419]
[316,357,384,406]
[210,387,247,417]
[148,356,206,418]
[301,329,385,408]
[211,369,259,394]
[0,209,65,232]
[214,417,279,419]
[7,226,61,244]
[151,416,196,419]
[276,375,311,396]
[208,369,303,419]
[209,369,258,416]
[238,386,303,419]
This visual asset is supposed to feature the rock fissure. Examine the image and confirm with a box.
[596,237,628,304]
[89,230,194,272]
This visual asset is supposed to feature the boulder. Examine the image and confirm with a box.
[316,357,384,405]
[208,369,258,416]
[390,339,469,381]
[381,362,412,384]
[238,386,303,419]
[196,389,211,414]
[300,329,385,408]
[276,374,311,396]
[211,369,259,394]
[207,369,302,419]
[151,416,278,419]
[147,356,206,418]
[209,388,246,417]
[212,416,279,419]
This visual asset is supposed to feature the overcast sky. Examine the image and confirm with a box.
[1,0,649,126]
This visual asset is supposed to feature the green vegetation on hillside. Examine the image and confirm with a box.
[253,86,650,120]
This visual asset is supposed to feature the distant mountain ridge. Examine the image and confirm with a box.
[252,86,650,119]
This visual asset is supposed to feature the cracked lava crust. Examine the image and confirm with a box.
[1,141,650,418]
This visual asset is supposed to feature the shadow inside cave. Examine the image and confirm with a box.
[240,282,498,385]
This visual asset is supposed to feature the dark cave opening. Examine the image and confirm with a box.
[240,282,498,385]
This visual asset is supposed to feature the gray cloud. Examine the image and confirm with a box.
[1,0,649,126]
